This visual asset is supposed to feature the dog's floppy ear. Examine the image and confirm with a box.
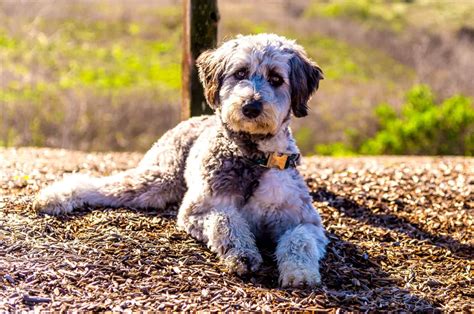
[288,48,324,118]
[196,48,228,109]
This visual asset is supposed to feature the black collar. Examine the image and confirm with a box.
[251,152,300,170]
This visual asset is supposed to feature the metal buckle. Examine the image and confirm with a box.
[266,153,288,170]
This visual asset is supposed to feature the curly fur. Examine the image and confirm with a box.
[34,33,328,288]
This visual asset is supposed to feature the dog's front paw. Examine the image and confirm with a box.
[223,248,263,276]
[279,263,321,288]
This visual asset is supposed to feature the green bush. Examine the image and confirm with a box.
[317,85,474,156]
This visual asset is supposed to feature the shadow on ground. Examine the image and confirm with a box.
[313,188,473,260]
[251,232,439,311]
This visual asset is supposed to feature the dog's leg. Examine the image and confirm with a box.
[203,209,263,275]
[178,195,263,276]
[276,223,328,287]
[33,165,183,215]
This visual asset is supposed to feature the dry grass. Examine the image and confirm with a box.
[1,148,472,311]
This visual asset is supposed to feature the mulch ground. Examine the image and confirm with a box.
[0,147,472,312]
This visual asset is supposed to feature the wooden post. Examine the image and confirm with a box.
[181,0,219,119]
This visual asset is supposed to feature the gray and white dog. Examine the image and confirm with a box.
[34,34,328,287]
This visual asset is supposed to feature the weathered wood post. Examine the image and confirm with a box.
[181,0,219,119]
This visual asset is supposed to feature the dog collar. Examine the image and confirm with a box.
[253,152,300,170]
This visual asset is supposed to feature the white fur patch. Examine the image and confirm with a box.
[252,169,303,208]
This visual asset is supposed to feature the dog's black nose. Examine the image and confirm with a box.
[242,101,263,118]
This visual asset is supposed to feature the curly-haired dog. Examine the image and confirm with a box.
[34,34,328,287]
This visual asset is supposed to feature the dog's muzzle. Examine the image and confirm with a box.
[242,100,263,118]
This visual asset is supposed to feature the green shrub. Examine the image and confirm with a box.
[317,85,474,156]
[315,142,356,157]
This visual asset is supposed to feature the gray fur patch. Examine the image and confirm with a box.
[201,125,269,204]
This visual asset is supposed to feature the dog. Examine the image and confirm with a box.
[33,33,328,288]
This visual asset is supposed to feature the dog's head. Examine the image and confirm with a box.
[197,33,323,136]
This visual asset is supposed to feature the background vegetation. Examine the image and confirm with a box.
[1,0,473,155]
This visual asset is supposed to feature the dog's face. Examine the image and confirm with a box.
[197,34,323,135]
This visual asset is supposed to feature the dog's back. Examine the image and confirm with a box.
[33,115,217,214]
[140,115,216,171]
[138,114,218,199]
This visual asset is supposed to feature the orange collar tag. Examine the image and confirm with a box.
[266,153,289,170]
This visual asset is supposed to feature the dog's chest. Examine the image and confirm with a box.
[207,157,267,201]
[250,169,305,208]
[241,168,313,241]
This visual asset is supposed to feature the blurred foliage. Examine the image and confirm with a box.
[0,3,182,151]
[305,0,406,31]
[298,35,411,82]
[317,85,474,156]
[1,1,473,155]
[2,19,181,92]
[305,0,474,31]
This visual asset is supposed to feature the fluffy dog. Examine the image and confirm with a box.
[34,34,328,287]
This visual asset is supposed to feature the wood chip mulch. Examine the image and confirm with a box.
[0,148,472,311]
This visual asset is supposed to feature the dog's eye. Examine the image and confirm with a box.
[234,69,248,80]
[269,74,283,87]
